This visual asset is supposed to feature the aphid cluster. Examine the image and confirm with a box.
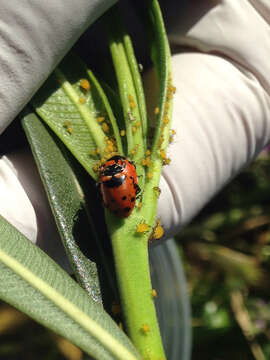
[156,74,176,164]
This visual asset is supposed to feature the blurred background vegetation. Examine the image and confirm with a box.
[179,147,270,360]
[1,144,270,360]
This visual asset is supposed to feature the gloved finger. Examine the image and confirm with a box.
[0,0,116,135]
[151,0,270,239]
[154,51,270,239]
[0,150,70,271]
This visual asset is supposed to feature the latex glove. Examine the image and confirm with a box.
[1,0,270,259]
[155,0,270,238]
[0,0,116,135]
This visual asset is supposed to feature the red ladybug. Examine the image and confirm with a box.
[99,155,141,218]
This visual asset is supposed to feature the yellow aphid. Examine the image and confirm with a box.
[170,85,176,94]
[89,150,96,156]
[165,102,170,110]
[120,130,126,137]
[141,157,151,167]
[136,222,149,234]
[137,202,143,209]
[153,186,161,197]
[135,121,141,128]
[145,157,151,166]
[130,144,138,156]
[96,147,101,155]
[111,302,121,316]
[163,116,169,125]
[147,173,153,180]
[171,129,176,135]
[167,92,172,100]
[160,149,167,159]
[132,126,137,134]
[93,163,100,173]
[119,322,123,330]
[141,324,150,334]
[141,159,147,166]
[152,289,157,298]
[79,97,85,104]
[153,220,164,240]
[97,116,105,123]
[102,122,110,133]
[106,144,114,152]
[128,94,134,102]
[64,121,70,127]
[158,135,164,147]
[146,149,151,156]
[80,79,90,91]
[154,107,159,115]
[130,101,136,109]
[67,127,73,134]
[164,158,171,165]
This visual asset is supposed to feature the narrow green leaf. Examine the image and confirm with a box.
[31,54,122,181]
[123,34,148,147]
[147,0,173,156]
[22,112,102,303]
[0,215,140,360]
[59,55,123,155]
[108,7,146,169]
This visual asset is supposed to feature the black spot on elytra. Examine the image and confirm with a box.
[111,198,116,203]
[122,196,127,201]
[124,207,131,213]
[131,197,135,202]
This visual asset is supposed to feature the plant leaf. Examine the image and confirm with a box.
[122,34,148,147]
[0,215,140,360]
[107,7,146,162]
[31,54,122,181]
[145,0,173,155]
[22,112,103,303]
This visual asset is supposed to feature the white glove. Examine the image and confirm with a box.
[0,0,116,134]
[1,0,270,258]
[157,0,270,237]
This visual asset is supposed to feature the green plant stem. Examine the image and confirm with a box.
[107,213,166,360]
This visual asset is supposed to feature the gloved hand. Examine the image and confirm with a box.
[156,0,270,237]
[0,0,116,134]
[1,0,270,265]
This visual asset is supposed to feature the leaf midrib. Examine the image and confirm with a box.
[54,68,106,154]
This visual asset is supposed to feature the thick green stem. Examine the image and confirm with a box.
[106,213,166,360]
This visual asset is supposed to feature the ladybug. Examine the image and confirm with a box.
[99,155,141,218]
